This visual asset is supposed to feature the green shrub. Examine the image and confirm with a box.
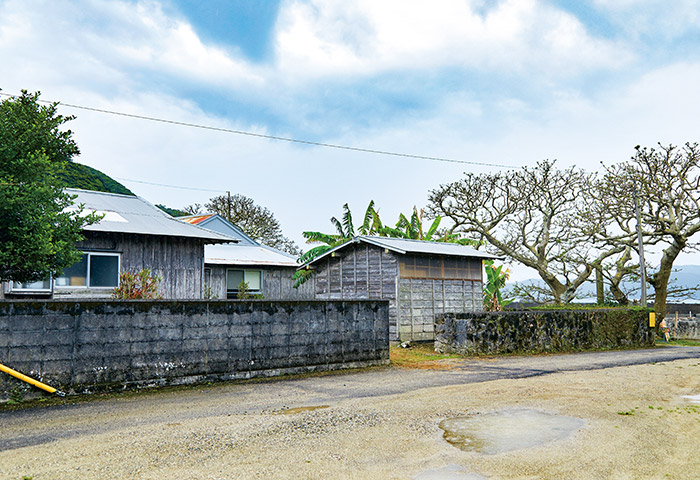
[112,269,162,299]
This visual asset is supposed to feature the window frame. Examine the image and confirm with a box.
[226,268,263,296]
[7,278,53,294]
[55,251,121,289]
[399,255,482,281]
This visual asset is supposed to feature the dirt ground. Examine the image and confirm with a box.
[1,355,699,479]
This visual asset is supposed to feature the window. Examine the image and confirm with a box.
[55,252,120,288]
[226,269,262,298]
[8,278,52,294]
[399,255,482,281]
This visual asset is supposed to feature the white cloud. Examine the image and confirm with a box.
[274,0,631,78]
[0,0,261,97]
[3,0,700,272]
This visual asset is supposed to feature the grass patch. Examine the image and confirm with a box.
[655,339,700,347]
[390,342,461,368]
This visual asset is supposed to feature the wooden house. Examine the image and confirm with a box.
[2,189,235,299]
[178,214,314,300]
[299,236,499,341]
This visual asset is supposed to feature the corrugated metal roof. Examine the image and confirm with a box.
[358,236,501,258]
[178,213,256,246]
[66,188,237,242]
[302,235,500,267]
[205,244,299,267]
[179,214,215,225]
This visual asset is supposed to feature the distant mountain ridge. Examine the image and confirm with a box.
[58,162,134,196]
[509,265,700,302]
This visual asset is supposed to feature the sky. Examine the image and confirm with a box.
[2,0,700,281]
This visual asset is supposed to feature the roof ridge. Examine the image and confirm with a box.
[65,187,136,199]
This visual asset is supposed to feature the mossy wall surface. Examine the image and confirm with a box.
[435,309,653,355]
[0,300,389,400]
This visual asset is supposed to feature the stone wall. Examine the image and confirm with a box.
[667,317,700,339]
[435,309,653,355]
[0,300,389,400]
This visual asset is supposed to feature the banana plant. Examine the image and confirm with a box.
[378,206,481,247]
[294,201,382,287]
[483,259,513,311]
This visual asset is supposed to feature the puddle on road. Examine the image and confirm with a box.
[413,464,487,480]
[439,409,584,455]
[681,394,700,404]
[274,405,330,415]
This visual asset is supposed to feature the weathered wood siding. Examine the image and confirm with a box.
[310,246,485,341]
[311,243,399,338]
[398,278,482,341]
[206,265,315,300]
[53,231,205,299]
[396,253,484,341]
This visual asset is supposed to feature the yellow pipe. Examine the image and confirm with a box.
[0,363,65,397]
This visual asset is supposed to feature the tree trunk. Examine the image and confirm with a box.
[608,282,629,306]
[596,267,604,304]
[540,272,566,304]
[651,239,685,322]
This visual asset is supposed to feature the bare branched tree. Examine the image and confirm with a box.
[429,160,622,303]
[185,194,301,255]
[597,143,700,320]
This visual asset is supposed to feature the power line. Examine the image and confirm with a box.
[112,177,225,193]
[0,91,512,168]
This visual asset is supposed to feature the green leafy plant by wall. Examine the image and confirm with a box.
[112,269,162,299]
[203,285,218,300]
[484,260,513,311]
[236,280,264,299]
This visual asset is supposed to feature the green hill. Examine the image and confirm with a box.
[155,204,190,217]
[56,162,187,217]
[57,162,134,196]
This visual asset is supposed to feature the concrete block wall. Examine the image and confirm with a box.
[0,300,389,399]
[398,278,481,342]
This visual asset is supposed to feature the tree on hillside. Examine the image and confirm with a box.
[156,204,190,217]
[428,160,623,303]
[596,143,700,320]
[0,90,100,283]
[185,193,301,255]
[57,162,134,195]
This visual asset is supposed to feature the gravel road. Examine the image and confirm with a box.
[1,346,699,479]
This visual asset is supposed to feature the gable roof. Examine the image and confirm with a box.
[179,213,255,245]
[177,213,300,267]
[301,235,501,268]
[66,188,236,242]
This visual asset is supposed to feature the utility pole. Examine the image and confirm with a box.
[227,191,231,222]
[633,183,647,307]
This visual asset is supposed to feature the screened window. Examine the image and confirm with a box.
[55,252,120,288]
[399,255,481,281]
[226,269,262,297]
